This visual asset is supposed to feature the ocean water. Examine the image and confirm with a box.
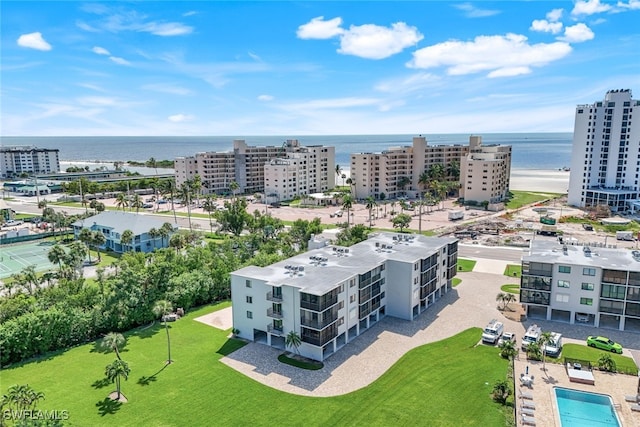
[0,133,573,171]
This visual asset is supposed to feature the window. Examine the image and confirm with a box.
[246,311,253,319]
[581,283,595,291]
[350,294,356,303]
[559,266,571,273]
[583,268,596,276]
[580,298,593,306]
[558,280,570,288]
[556,294,569,303]
[245,280,252,288]
[350,279,356,288]
[246,296,253,304]
[338,317,344,326]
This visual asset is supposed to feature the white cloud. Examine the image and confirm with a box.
[92,46,110,55]
[183,11,198,17]
[298,17,422,59]
[407,33,572,77]
[141,83,192,95]
[76,20,99,32]
[338,22,423,60]
[530,19,563,34]
[453,2,501,18]
[297,16,344,39]
[168,113,193,122]
[77,96,118,107]
[17,32,52,51]
[547,8,564,21]
[559,23,595,43]
[109,56,131,66]
[617,0,640,9]
[140,22,193,36]
[258,95,274,101]
[374,72,443,95]
[281,97,381,111]
[572,0,612,16]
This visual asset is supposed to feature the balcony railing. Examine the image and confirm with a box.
[267,324,284,336]
[267,308,283,319]
[266,291,283,302]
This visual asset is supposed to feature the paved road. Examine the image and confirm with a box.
[459,244,527,263]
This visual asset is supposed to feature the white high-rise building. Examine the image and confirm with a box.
[460,136,512,204]
[568,89,640,212]
[1,146,60,178]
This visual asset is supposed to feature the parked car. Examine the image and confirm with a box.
[586,336,623,354]
[498,332,516,346]
[142,203,153,209]
[4,220,24,226]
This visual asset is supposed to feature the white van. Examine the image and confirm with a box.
[521,324,542,351]
[543,332,563,357]
[481,320,504,344]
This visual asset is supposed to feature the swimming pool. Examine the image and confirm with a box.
[554,387,621,427]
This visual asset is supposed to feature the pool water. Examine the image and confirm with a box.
[555,387,621,427]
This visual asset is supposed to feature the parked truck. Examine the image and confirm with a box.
[616,231,634,241]
[481,319,504,345]
[448,210,464,221]
[543,332,563,357]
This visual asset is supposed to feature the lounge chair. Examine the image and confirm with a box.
[631,404,640,412]
[521,414,536,426]
[519,390,534,400]
[625,394,639,403]
[520,407,535,416]
[522,401,536,410]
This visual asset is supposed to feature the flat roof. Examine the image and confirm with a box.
[233,232,456,295]
[524,240,640,271]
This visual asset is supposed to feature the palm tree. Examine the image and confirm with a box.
[427,163,446,181]
[365,196,377,227]
[498,339,518,360]
[120,229,134,253]
[148,227,160,250]
[179,182,193,231]
[491,380,511,405]
[538,331,554,373]
[446,159,460,181]
[285,330,302,355]
[229,180,240,200]
[341,194,353,227]
[191,174,202,208]
[160,222,174,247]
[5,384,45,412]
[496,292,507,310]
[418,171,430,196]
[397,176,411,196]
[105,359,130,401]
[146,157,159,175]
[202,195,217,233]
[101,332,126,360]
[335,164,342,188]
[504,293,516,311]
[92,231,106,262]
[79,228,94,263]
[169,233,185,254]
[130,194,144,213]
[48,244,66,269]
[115,193,128,211]
[153,300,174,364]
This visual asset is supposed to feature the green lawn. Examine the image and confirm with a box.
[1,305,510,426]
[500,284,520,294]
[503,265,521,278]
[452,278,462,287]
[560,343,638,375]
[505,191,563,210]
[457,258,477,272]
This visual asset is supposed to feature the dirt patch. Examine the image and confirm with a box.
[108,391,128,403]
[500,304,526,323]
[194,307,233,330]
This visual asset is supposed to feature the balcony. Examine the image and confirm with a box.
[266,291,283,302]
[267,308,283,319]
[267,324,284,336]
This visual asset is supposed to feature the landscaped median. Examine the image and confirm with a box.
[1,305,513,426]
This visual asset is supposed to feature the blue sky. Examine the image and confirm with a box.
[1,1,639,136]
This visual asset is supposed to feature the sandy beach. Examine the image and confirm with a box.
[509,169,570,193]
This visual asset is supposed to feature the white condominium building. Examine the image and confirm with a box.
[568,89,640,212]
[520,240,640,332]
[1,146,60,178]
[350,135,510,202]
[231,232,458,361]
[460,136,512,204]
[175,139,335,196]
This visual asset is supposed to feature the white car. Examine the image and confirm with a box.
[498,332,516,346]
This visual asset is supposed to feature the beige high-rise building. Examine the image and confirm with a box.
[350,136,468,200]
[175,139,335,196]
[1,146,60,179]
[460,136,512,204]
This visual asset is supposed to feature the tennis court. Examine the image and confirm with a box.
[0,240,58,279]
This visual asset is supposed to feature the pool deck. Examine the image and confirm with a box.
[514,358,640,426]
